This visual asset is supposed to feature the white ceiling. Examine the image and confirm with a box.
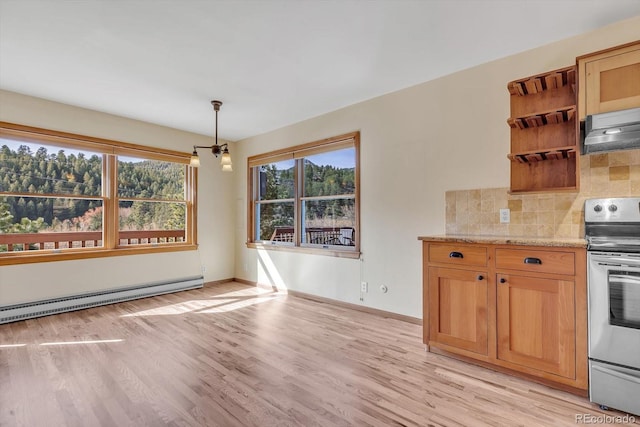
[1,1,640,141]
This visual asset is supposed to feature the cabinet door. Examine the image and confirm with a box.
[584,47,640,117]
[496,274,575,379]
[428,267,488,355]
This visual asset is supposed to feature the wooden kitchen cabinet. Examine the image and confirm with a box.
[421,239,588,394]
[507,66,579,193]
[577,41,640,121]
[428,266,488,355]
[496,273,575,379]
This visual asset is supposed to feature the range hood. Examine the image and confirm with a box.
[583,107,640,154]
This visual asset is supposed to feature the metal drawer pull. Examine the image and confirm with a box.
[500,278,507,284]
[524,257,542,265]
[449,251,464,259]
[477,275,484,281]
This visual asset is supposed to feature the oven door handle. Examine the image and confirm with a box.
[592,364,640,385]
[591,255,640,269]
[595,262,640,270]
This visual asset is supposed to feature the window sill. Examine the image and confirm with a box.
[0,244,198,266]
[246,242,361,259]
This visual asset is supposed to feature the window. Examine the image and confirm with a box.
[254,158,295,244]
[0,122,196,265]
[117,156,188,245]
[248,132,359,257]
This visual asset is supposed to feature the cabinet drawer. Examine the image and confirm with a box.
[495,248,575,275]
[429,243,487,267]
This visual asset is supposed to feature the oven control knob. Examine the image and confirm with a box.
[594,204,603,212]
[608,204,618,212]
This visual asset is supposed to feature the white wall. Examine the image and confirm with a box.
[0,90,236,305]
[233,16,640,318]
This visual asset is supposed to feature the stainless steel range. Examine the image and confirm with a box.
[586,197,640,416]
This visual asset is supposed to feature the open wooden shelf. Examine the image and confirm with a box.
[507,146,576,164]
[509,154,578,193]
[507,66,576,96]
[507,106,575,129]
[507,65,579,193]
[509,186,579,195]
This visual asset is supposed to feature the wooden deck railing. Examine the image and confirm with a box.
[270,226,355,246]
[0,230,185,252]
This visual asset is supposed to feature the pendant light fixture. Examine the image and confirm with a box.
[190,100,232,172]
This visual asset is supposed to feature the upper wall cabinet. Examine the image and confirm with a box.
[577,40,640,121]
[507,66,579,193]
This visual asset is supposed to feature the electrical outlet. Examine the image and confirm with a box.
[361,281,368,293]
[500,208,510,224]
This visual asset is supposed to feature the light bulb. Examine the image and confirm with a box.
[220,151,232,166]
[189,151,200,167]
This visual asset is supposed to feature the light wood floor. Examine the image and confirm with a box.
[1,282,637,427]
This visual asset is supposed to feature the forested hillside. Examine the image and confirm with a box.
[0,144,185,234]
[1,143,355,242]
[257,159,355,240]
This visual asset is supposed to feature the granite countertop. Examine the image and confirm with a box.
[417,234,587,248]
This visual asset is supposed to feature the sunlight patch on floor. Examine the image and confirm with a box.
[1,339,124,348]
[120,286,287,317]
[40,339,124,346]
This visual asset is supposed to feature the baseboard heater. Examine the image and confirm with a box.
[0,276,204,324]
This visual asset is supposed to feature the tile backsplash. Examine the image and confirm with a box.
[446,149,640,238]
